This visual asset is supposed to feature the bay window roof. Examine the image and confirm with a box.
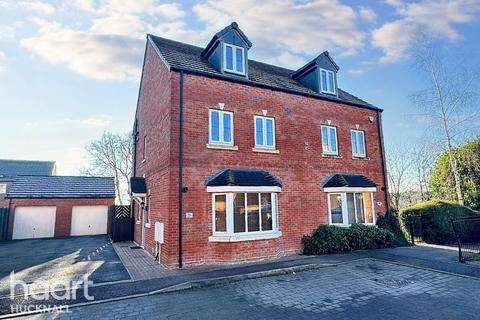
[321,173,376,188]
[205,169,283,187]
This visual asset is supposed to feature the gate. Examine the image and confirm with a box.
[0,208,9,241]
[109,205,133,242]
[405,214,424,244]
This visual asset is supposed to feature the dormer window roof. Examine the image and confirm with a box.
[292,51,339,96]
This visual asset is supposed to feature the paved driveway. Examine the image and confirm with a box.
[0,236,130,296]
[21,259,480,320]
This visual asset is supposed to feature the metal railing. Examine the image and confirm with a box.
[405,214,423,245]
[450,216,480,262]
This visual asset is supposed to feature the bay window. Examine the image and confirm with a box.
[327,191,375,226]
[211,191,279,241]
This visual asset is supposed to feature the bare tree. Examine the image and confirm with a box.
[386,144,414,211]
[410,35,480,206]
[411,141,438,201]
[82,132,133,205]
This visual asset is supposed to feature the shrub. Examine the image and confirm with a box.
[302,224,396,255]
[399,200,480,244]
[376,210,410,246]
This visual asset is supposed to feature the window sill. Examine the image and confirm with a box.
[136,220,141,225]
[145,222,151,228]
[252,147,280,154]
[321,153,341,159]
[352,156,369,160]
[331,223,376,227]
[209,231,282,242]
[206,144,238,151]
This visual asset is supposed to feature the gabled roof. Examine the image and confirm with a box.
[201,22,252,58]
[0,159,56,181]
[205,169,283,187]
[321,173,376,188]
[6,175,116,199]
[292,51,339,79]
[148,35,379,111]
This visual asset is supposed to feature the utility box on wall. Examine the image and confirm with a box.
[155,222,164,244]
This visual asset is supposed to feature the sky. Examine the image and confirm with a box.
[0,0,479,175]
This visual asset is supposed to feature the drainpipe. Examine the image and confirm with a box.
[376,110,390,213]
[178,71,184,268]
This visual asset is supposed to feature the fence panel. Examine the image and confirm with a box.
[451,216,480,262]
[0,208,9,241]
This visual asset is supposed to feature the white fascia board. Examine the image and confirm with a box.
[323,187,377,193]
[207,186,282,193]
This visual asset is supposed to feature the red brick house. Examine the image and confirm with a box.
[132,23,389,267]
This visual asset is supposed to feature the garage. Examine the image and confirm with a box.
[71,205,108,236]
[5,175,115,239]
[12,206,56,240]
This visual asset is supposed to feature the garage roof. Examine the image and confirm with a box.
[6,175,116,199]
[0,159,56,181]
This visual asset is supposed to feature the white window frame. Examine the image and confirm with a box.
[320,68,336,95]
[321,125,338,155]
[351,130,366,158]
[209,189,281,242]
[327,191,376,226]
[0,183,6,194]
[223,43,246,75]
[254,116,276,149]
[209,109,234,146]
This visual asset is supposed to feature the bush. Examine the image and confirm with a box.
[377,210,410,246]
[399,200,480,244]
[302,224,396,255]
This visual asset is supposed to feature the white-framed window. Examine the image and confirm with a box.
[0,183,6,194]
[142,135,147,161]
[327,191,375,226]
[321,125,338,155]
[254,116,275,149]
[224,43,245,75]
[209,109,233,145]
[320,69,336,95]
[351,130,366,157]
[210,190,280,241]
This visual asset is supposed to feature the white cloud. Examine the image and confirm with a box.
[0,51,5,70]
[358,6,377,22]
[191,0,365,67]
[276,51,307,69]
[347,68,365,76]
[21,19,143,80]
[72,0,184,18]
[0,0,55,14]
[0,25,15,40]
[26,115,112,128]
[373,0,480,62]
[51,147,89,175]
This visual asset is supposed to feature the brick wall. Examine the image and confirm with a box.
[5,198,114,239]
[135,43,388,267]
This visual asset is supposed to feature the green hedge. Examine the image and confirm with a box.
[376,210,410,246]
[302,224,396,255]
[399,200,480,244]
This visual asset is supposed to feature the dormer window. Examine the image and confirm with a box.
[224,43,245,75]
[320,69,336,95]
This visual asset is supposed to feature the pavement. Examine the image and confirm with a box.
[0,236,130,296]
[17,258,480,320]
[2,242,480,318]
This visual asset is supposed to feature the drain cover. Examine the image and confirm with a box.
[130,246,142,249]
[373,278,413,288]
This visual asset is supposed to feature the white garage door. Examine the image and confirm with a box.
[71,206,108,236]
[13,206,56,240]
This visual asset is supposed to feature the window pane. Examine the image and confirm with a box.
[351,131,357,154]
[211,111,219,141]
[321,70,327,91]
[322,127,328,152]
[223,113,232,143]
[247,193,260,232]
[233,193,246,233]
[215,195,227,232]
[347,193,355,224]
[358,132,365,155]
[364,192,373,223]
[329,127,337,152]
[328,72,335,93]
[255,118,264,146]
[261,193,273,231]
[235,48,243,73]
[266,119,274,147]
[225,46,233,70]
[355,193,365,223]
[329,194,343,224]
